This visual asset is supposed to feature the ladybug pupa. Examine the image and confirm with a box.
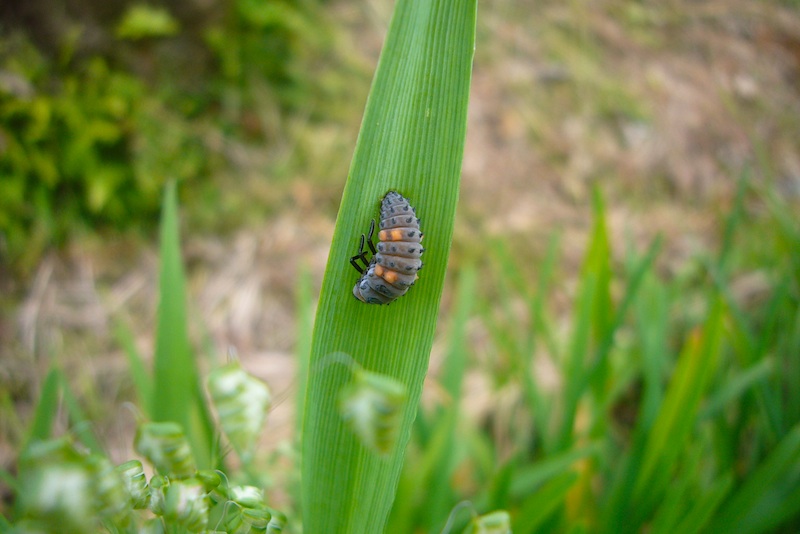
[350,191,424,305]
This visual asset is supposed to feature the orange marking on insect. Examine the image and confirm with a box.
[350,191,423,305]
[379,229,405,242]
[378,266,399,284]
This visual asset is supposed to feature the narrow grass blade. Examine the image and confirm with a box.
[152,181,193,424]
[632,296,725,519]
[508,443,602,499]
[491,461,519,512]
[706,424,800,533]
[648,441,732,534]
[513,471,579,534]
[423,267,476,530]
[716,175,747,271]
[634,273,669,430]
[526,234,561,453]
[671,474,733,534]
[555,269,595,451]
[301,0,477,529]
[485,238,557,452]
[59,377,102,454]
[698,358,774,421]
[584,190,613,348]
[785,305,800,426]
[113,318,152,415]
[529,233,562,367]
[0,510,11,531]
[152,182,212,467]
[647,446,704,534]
[23,366,61,445]
[587,236,662,413]
[555,192,612,451]
[763,187,800,288]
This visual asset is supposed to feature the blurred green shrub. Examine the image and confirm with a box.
[0,0,352,274]
[1,39,143,270]
[0,35,208,273]
[116,4,180,40]
[205,0,342,125]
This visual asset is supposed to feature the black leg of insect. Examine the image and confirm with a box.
[349,219,377,274]
[349,234,367,274]
[365,219,377,254]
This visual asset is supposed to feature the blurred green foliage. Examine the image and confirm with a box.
[116,5,180,40]
[0,34,204,273]
[387,184,800,533]
[0,0,345,274]
[1,39,141,270]
[206,0,336,119]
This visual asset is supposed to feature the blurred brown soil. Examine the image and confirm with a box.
[2,0,800,483]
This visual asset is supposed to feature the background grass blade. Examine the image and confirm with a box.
[422,267,476,531]
[514,471,579,534]
[113,319,153,415]
[23,366,61,446]
[152,182,213,468]
[555,191,611,452]
[152,182,193,425]
[698,358,774,421]
[59,376,103,454]
[300,0,477,530]
[706,424,800,533]
[631,296,725,521]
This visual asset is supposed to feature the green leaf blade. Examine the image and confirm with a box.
[301,0,477,531]
[152,181,193,426]
[151,182,212,468]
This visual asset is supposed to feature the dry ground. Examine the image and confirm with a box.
[2,0,800,493]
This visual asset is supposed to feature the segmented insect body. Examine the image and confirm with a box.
[350,191,424,304]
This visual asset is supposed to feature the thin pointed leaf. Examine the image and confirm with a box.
[706,424,800,534]
[424,267,477,530]
[24,366,61,445]
[152,181,193,425]
[152,182,212,468]
[113,319,152,416]
[632,296,725,519]
[513,471,579,534]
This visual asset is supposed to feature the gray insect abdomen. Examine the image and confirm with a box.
[352,191,424,305]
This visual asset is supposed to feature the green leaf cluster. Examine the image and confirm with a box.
[0,0,350,273]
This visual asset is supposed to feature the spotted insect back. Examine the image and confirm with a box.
[351,191,424,304]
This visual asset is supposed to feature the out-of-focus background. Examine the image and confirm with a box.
[2,0,799,527]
